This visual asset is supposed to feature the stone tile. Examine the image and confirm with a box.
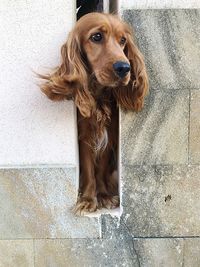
[34,239,138,267]
[121,90,189,165]
[189,91,200,164]
[184,239,200,267]
[35,238,186,267]
[0,169,100,238]
[0,240,34,267]
[123,10,200,90]
[103,165,200,237]
[133,238,184,267]
[121,0,200,9]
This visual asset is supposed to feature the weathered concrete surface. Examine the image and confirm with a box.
[0,169,100,238]
[123,10,200,91]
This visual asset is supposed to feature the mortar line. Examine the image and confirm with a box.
[0,236,200,241]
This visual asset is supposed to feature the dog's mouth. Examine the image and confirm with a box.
[95,70,130,88]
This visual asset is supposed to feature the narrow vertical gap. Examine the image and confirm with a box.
[109,0,119,14]
[109,0,121,217]
[77,0,103,20]
[75,0,121,217]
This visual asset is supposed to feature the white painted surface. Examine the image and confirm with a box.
[0,1,77,167]
[120,0,200,9]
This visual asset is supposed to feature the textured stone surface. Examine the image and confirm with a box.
[133,238,184,267]
[34,238,186,267]
[121,90,189,165]
[0,169,100,238]
[34,239,138,267]
[189,91,200,164]
[123,10,200,91]
[0,7,200,267]
[103,165,200,237]
[0,240,34,267]
[0,1,77,166]
[184,239,200,267]
[121,0,200,9]
[117,9,200,239]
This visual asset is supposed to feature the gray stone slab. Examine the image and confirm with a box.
[103,165,200,237]
[133,238,184,267]
[121,90,189,165]
[35,238,186,267]
[184,239,200,267]
[0,240,34,267]
[189,91,200,164]
[121,0,200,9]
[0,169,100,238]
[35,239,139,267]
[123,10,200,90]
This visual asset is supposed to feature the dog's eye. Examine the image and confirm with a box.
[90,32,103,43]
[120,37,126,45]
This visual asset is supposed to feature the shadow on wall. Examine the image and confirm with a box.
[77,0,103,20]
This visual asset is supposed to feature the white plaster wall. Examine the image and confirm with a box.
[120,0,200,9]
[0,1,77,167]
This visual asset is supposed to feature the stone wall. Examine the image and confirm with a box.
[0,2,200,266]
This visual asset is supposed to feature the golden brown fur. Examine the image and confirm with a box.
[39,13,148,215]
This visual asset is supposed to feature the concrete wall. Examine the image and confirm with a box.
[0,1,77,167]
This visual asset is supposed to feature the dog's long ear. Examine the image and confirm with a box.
[114,31,148,111]
[39,30,95,118]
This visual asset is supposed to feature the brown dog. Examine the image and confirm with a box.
[39,13,148,215]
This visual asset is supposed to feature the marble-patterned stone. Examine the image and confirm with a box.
[121,90,189,165]
[34,238,187,267]
[34,238,138,267]
[121,0,200,9]
[123,10,200,91]
[103,165,200,237]
[0,169,100,238]
[133,238,184,267]
[0,240,34,267]
[184,239,200,267]
[189,91,200,164]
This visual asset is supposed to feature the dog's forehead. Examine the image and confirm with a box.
[76,13,127,36]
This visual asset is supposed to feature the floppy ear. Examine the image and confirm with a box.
[114,32,149,112]
[39,30,95,118]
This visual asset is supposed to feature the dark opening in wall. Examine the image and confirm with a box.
[76,0,103,20]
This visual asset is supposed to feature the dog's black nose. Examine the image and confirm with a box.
[113,61,131,78]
